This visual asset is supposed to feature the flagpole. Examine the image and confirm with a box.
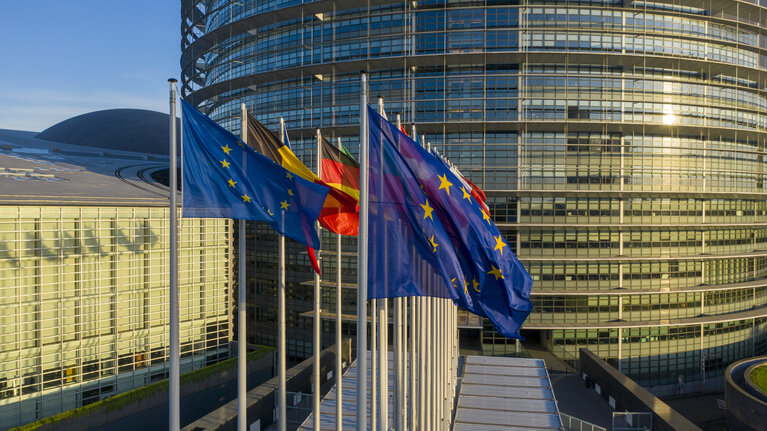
[409,295,416,430]
[313,129,322,431]
[370,297,377,431]
[393,114,404,431]
[419,297,426,431]
[356,72,369,431]
[410,124,419,431]
[278,117,287,431]
[375,97,388,431]
[167,78,180,431]
[238,103,248,431]
[335,136,344,431]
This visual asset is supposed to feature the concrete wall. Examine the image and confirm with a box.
[579,348,701,431]
[724,356,767,431]
[183,338,352,431]
[27,349,275,431]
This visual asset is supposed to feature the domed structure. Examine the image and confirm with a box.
[36,108,175,155]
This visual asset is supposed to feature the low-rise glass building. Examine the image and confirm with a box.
[0,112,231,428]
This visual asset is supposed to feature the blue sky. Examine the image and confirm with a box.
[0,1,180,132]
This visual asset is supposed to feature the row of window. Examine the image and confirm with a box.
[526,257,767,290]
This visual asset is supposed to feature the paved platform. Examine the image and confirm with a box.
[453,356,563,431]
[296,353,395,430]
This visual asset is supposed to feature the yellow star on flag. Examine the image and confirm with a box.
[220,159,230,168]
[472,278,480,292]
[429,235,438,252]
[488,265,504,280]
[228,178,237,188]
[421,199,434,221]
[287,188,294,196]
[463,279,469,294]
[438,173,453,195]
[494,235,507,255]
[285,171,293,180]
[482,210,491,225]
[241,194,251,203]
[461,187,472,201]
[267,209,274,216]
[280,200,290,210]
[221,144,231,155]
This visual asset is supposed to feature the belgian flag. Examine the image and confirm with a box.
[245,113,359,236]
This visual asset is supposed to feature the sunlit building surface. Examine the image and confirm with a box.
[0,112,231,428]
[182,0,767,394]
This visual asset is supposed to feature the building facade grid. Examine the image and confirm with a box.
[0,206,231,429]
[183,0,767,394]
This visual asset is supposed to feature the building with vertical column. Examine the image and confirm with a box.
[0,111,231,428]
[182,0,767,394]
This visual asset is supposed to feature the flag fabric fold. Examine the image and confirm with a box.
[245,114,359,236]
[366,106,533,339]
[181,100,328,249]
[321,137,360,201]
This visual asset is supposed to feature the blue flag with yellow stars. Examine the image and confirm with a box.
[367,106,532,339]
[181,100,328,249]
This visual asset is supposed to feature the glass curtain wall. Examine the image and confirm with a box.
[0,206,231,429]
[182,0,767,392]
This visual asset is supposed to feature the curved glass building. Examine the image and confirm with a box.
[182,0,767,394]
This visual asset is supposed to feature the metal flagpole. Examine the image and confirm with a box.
[409,296,416,430]
[393,114,404,431]
[423,298,430,431]
[278,118,287,431]
[378,300,388,431]
[370,298,377,431]
[410,123,419,431]
[335,137,343,431]
[167,78,180,431]
[375,97,388,431]
[238,103,249,431]
[314,129,322,431]
[356,72,369,431]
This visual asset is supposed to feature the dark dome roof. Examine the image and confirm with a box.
[36,109,178,155]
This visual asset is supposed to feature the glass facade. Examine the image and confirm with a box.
[0,206,231,429]
[182,0,767,392]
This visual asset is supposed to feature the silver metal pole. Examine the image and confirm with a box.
[409,296,416,430]
[314,128,322,431]
[371,298,377,431]
[377,300,388,431]
[393,114,405,431]
[336,228,343,431]
[356,72,369,431]
[427,298,434,431]
[418,297,425,431]
[167,78,180,431]
[278,118,287,431]
[335,139,343,431]
[375,97,388,431]
[238,103,248,431]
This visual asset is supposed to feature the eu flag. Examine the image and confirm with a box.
[181,100,328,249]
[367,106,532,339]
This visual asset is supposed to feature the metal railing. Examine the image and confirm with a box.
[560,412,607,431]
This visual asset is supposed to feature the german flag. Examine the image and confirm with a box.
[245,113,358,236]
[321,137,359,201]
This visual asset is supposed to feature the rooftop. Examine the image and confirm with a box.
[0,109,174,207]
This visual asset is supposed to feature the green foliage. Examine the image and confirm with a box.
[751,365,767,394]
[11,346,274,431]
